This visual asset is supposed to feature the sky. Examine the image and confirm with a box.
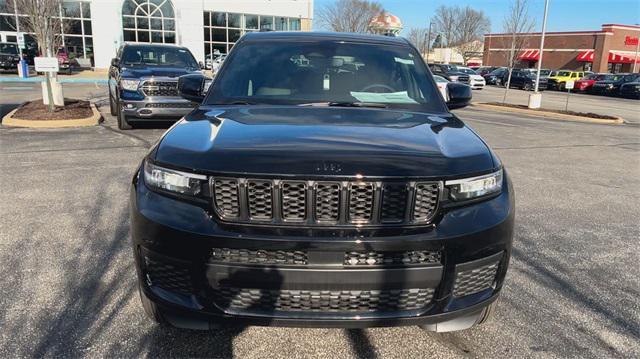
[313,0,640,35]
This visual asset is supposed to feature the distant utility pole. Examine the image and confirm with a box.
[425,21,433,63]
[528,0,549,109]
[634,23,639,73]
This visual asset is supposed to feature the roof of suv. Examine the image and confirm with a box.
[242,31,410,46]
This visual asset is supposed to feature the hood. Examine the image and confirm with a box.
[120,66,200,79]
[154,106,496,178]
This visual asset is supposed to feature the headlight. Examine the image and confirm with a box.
[606,84,614,89]
[120,79,140,91]
[445,169,503,201]
[144,161,207,196]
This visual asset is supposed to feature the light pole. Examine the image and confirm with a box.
[425,21,433,64]
[633,23,639,73]
[528,0,550,109]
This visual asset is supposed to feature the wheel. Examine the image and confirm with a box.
[117,98,133,130]
[109,92,117,116]
[523,83,532,91]
[138,284,168,325]
[559,82,566,91]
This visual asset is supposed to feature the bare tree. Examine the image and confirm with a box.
[452,7,490,65]
[8,0,68,111]
[316,0,384,33]
[502,0,536,102]
[407,27,429,54]
[431,5,460,47]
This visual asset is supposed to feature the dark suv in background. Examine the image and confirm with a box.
[505,69,547,91]
[108,44,205,129]
[428,63,470,84]
[131,32,514,333]
[0,42,20,72]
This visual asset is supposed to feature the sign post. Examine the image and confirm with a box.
[564,81,574,112]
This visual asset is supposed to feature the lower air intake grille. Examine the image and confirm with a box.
[211,248,308,265]
[344,250,441,266]
[214,287,435,313]
[453,260,500,297]
[145,257,192,295]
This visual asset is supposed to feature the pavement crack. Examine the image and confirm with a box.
[493,142,640,150]
[1,144,148,155]
[99,123,152,148]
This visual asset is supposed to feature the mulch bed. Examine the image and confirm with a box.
[13,99,93,121]
[484,102,618,120]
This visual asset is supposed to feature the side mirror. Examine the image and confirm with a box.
[178,74,212,103]
[446,82,472,109]
[198,61,205,69]
[110,58,119,67]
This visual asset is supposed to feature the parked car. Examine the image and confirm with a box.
[433,74,450,100]
[475,66,498,76]
[505,69,547,91]
[591,73,640,96]
[573,73,610,93]
[619,81,640,99]
[0,42,20,72]
[131,32,513,332]
[547,70,585,91]
[108,43,204,130]
[428,63,470,84]
[56,48,78,75]
[456,66,486,89]
[484,67,507,85]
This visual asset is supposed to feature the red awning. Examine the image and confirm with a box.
[518,49,540,61]
[576,50,595,62]
[608,51,640,64]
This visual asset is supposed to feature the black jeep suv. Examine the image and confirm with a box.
[131,32,514,332]
[108,44,204,129]
[0,42,20,72]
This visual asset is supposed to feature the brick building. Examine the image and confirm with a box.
[482,24,640,73]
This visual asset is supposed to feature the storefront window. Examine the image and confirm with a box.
[122,0,176,44]
[289,18,301,31]
[203,11,303,58]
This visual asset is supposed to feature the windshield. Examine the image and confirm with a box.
[207,40,446,112]
[0,43,18,55]
[433,75,448,83]
[557,71,571,77]
[121,46,198,68]
[539,70,551,76]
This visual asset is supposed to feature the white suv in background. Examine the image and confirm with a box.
[457,66,486,90]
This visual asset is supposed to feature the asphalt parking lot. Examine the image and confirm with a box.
[1,82,639,358]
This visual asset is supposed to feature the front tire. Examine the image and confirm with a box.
[523,83,532,91]
[109,92,117,116]
[117,101,133,130]
[559,82,566,91]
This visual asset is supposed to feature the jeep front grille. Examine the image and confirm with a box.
[140,80,179,97]
[212,178,440,227]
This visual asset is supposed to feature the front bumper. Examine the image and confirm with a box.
[0,61,19,69]
[121,97,197,120]
[130,170,515,328]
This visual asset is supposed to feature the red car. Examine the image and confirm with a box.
[574,73,613,92]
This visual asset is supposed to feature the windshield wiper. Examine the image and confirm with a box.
[299,101,388,108]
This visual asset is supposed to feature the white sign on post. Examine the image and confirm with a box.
[565,81,575,90]
[17,32,25,49]
[34,57,59,72]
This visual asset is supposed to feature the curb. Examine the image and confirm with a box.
[2,103,102,128]
[471,103,625,125]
